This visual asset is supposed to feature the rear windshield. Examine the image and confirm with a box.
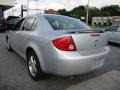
[45,15,91,30]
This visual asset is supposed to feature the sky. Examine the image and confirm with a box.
[4,0,120,18]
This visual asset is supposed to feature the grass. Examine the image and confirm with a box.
[90,25,108,29]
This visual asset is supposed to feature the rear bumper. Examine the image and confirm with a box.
[44,46,110,76]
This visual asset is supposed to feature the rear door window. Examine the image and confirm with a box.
[31,18,38,31]
[14,18,25,30]
[22,17,35,31]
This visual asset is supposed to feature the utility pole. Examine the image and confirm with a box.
[37,0,39,13]
[27,0,29,15]
[21,5,23,17]
[86,0,90,24]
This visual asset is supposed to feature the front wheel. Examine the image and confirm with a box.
[27,51,44,80]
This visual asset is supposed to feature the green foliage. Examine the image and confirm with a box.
[57,9,71,16]
[57,5,120,24]
[100,5,120,16]
[70,6,86,18]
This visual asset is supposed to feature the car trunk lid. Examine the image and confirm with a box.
[66,29,107,51]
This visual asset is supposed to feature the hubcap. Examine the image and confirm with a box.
[28,55,37,76]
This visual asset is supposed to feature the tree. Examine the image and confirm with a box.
[57,5,120,25]
[57,9,71,16]
[88,7,101,24]
[100,5,120,16]
[100,11,110,16]
[89,7,101,17]
[70,6,86,19]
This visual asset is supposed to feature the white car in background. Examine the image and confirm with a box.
[105,25,120,44]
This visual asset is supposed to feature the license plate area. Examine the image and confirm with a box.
[92,57,104,69]
[96,57,104,65]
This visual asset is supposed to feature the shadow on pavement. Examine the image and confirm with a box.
[108,42,120,47]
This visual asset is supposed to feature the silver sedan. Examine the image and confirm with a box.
[6,14,110,80]
[105,25,120,44]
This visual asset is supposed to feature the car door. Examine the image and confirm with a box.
[116,27,120,43]
[105,26,119,42]
[9,18,25,51]
[16,17,38,56]
[111,26,120,42]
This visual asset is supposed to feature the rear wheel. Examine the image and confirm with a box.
[27,50,44,80]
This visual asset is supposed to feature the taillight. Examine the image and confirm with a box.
[52,36,76,51]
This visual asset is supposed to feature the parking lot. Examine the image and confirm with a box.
[0,33,120,90]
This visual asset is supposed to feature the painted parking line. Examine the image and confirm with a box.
[66,70,120,90]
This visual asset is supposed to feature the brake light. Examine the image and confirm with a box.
[52,36,76,51]
[91,33,100,36]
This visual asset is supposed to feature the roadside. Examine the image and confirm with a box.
[90,25,108,29]
[0,33,120,90]
[66,70,120,90]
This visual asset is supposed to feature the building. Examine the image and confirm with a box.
[92,17,113,26]
[0,0,14,17]
[92,16,120,26]
[113,16,120,25]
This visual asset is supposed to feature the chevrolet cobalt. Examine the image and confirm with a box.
[6,14,110,80]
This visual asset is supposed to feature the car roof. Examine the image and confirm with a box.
[38,14,62,16]
[27,14,68,18]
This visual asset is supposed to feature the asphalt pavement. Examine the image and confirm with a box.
[66,70,120,90]
[0,33,120,90]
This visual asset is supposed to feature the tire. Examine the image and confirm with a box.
[27,50,44,80]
